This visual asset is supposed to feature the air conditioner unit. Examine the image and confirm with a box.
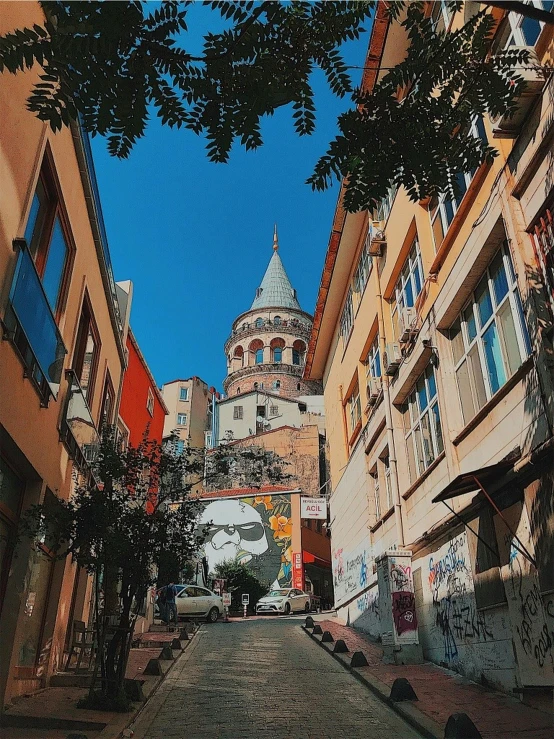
[384,343,402,376]
[366,376,382,406]
[399,306,418,343]
[367,223,387,256]
[492,47,545,139]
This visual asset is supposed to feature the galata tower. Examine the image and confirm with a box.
[223,227,323,399]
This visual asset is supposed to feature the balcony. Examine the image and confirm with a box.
[224,318,312,353]
[2,239,67,404]
[223,362,304,391]
[61,369,100,469]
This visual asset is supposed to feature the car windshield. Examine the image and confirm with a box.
[268,589,289,597]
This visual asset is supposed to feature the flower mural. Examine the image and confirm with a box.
[269,514,293,540]
[253,495,274,511]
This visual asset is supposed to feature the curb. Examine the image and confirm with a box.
[99,626,199,739]
[302,625,442,739]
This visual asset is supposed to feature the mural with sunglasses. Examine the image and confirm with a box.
[198,494,292,588]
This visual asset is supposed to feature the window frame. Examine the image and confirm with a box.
[147,387,155,417]
[449,243,531,425]
[370,465,381,520]
[99,372,115,430]
[533,207,554,313]
[270,405,279,416]
[179,387,189,401]
[391,239,424,340]
[177,412,187,426]
[339,288,354,342]
[347,383,362,438]
[353,241,372,296]
[497,0,553,47]
[365,335,382,382]
[402,364,444,481]
[255,348,264,364]
[233,406,243,420]
[72,294,101,406]
[24,150,75,319]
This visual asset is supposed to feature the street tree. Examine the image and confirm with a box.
[0,1,552,211]
[214,559,269,612]
[20,428,289,710]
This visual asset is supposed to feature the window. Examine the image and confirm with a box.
[383,454,393,510]
[292,349,300,365]
[236,387,241,394]
[233,406,243,420]
[177,413,187,425]
[292,340,306,367]
[376,183,398,224]
[339,288,354,340]
[449,244,531,425]
[0,458,24,615]
[72,296,100,403]
[297,383,301,391]
[496,0,553,48]
[99,373,115,430]
[274,316,281,325]
[272,380,281,390]
[253,382,259,390]
[24,157,73,315]
[391,239,424,340]
[533,207,554,309]
[179,387,189,401]
[365,336,381,380]
[116,419,130,452]
[347,384,362,437]
[402,364,444,481]
[370,466,381,520]
[174,440,185,456]
[430,0,454,32]
[353,242,371,295]
[270,405,279,415]
[273,347,282,363]
[255,348,263,364]
[430,117,487,248]
[147,388,155,417]
[255,318,264,328]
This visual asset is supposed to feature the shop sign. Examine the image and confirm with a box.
[300,497,327,520]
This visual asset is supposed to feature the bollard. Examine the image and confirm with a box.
[179,628,189,641]
[350,651,369,668]
[243,604,247,619]
[159,646,173,660]
[333,639,348,653]
[170,637,182,650]
[305,616,315,629]
[321,630,334,643]
[144,658,162,676]
[312,624,323,635]
[390,677,418,702]
[124,678,145,702]
[444,713,482,739]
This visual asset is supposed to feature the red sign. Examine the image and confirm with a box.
[292,551,304,590]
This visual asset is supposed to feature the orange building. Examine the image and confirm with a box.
[119,329,168,449]
[0,1,129,710]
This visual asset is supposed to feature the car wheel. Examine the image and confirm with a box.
[284,602,291,615]
[305,602,310,613]
[207,607,219,623]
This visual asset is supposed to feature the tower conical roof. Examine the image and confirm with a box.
[250,227,301,311]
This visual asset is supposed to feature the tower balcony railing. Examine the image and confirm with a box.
[223,361,304,390]
[60,369,100,470]
[1,239,67,405]
[224,318,312,352]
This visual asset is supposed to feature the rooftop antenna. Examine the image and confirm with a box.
[273,223,279,251]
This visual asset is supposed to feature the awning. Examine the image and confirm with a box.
[431,459,515,503]
[302,551,331,569]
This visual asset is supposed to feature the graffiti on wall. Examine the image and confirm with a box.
[199,494,292,587]
[332,541,372,608]
[389,557,418,639]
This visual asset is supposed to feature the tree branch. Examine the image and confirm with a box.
[482,0,554,24]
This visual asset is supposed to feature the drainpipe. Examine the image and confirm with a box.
[374,256,405,547]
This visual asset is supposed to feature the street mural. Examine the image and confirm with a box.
[198,494,292,587]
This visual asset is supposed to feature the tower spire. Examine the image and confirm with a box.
[273,223,279,251]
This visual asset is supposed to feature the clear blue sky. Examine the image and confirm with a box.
[91,7,370,392]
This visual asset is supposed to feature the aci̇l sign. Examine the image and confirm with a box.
[300,497,327,520]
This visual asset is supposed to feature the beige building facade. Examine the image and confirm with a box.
[161,376,213,450]
[306,1,554,706]
[0,1,129,709]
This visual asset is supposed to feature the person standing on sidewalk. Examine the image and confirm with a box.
[165,582,178,626]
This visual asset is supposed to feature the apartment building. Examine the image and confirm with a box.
[161,376,213,451]
[305,1,554,704]
[0,2,129,708]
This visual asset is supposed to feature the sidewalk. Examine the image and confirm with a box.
[307,619,553,739]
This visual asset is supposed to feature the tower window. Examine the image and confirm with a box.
[255,348,263,364]
[274,316,281,325]
[273,347,282,363]
[254,382,259,390]
[292,349,300,365]
[272,380,281,390]
[255,318,263,328]
[297,383,301,391]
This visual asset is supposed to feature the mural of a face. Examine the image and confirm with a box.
[199,500,269,573]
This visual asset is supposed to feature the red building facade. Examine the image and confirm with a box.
[119,330,167,448]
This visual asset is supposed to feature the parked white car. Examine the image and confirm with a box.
[256,588,311,615]
[175,585,223,623]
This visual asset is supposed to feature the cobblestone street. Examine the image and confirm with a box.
[132,617,423,738]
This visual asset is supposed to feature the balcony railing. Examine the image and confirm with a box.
[2,239,67,404]
[224,318,312,352]
[61,369,100,469]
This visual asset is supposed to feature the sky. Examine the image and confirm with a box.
[91,6,371,393]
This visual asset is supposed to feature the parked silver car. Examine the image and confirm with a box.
[256,588,311,615]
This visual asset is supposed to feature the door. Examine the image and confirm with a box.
[176,586,197,616]
[291,589,304,612]
[193,587,213,615]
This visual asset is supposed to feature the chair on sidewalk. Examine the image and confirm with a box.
[65,620,95,672]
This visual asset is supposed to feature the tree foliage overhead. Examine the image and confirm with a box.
[0,0,550,211]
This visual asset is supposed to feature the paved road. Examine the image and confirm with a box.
[132,616,423,739]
